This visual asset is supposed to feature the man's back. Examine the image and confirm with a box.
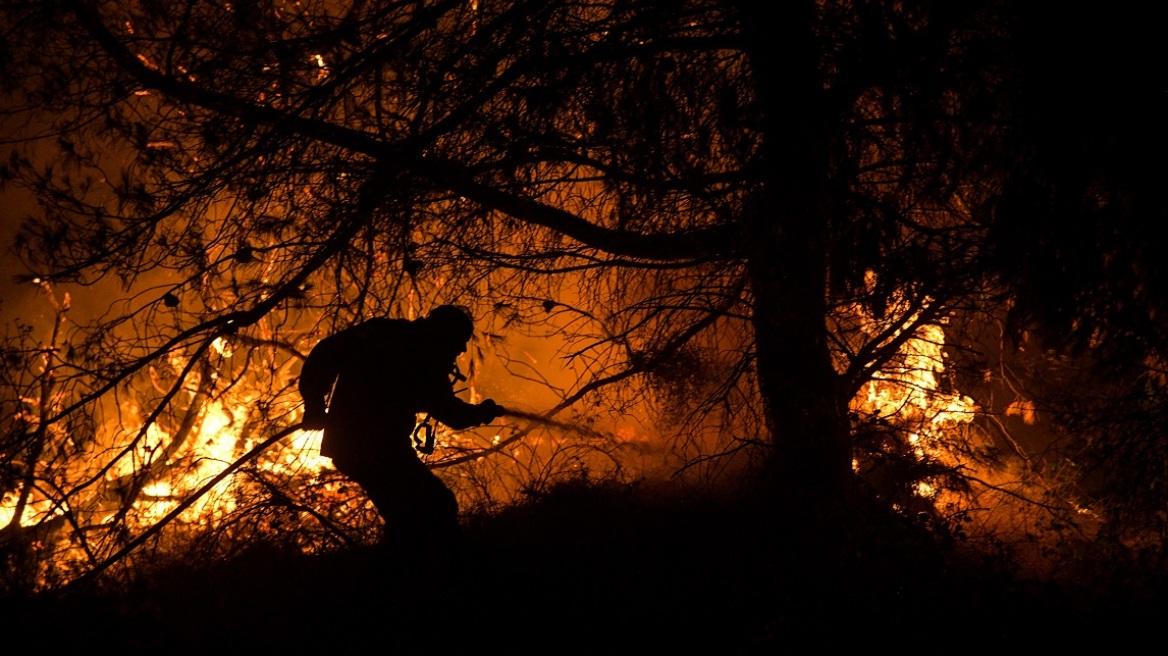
[324,318,430,417]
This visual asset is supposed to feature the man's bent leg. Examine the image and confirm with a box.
[384,459,461,548]
[330,450,460,550]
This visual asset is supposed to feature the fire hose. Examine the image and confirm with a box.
[499,408,606,436]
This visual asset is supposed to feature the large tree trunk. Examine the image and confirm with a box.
[737,6,863,631]
[738,2,855,518]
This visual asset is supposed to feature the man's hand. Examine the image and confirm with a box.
[301,406,328,430]
[477,399,506,423]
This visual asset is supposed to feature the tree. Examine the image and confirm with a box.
[976,4,1168,555]
[4,0,1141,589]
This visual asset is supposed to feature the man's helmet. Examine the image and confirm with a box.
[425,304,475,343]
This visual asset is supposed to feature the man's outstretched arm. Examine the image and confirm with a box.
[426,390,505,430]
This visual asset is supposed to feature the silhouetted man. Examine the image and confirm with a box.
[298,305,504,547]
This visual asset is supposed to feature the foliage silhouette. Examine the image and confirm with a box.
[0,0,1164,593]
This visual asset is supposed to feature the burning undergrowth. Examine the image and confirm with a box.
[0,272,1141,600]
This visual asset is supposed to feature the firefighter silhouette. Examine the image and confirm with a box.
[298,305,505,546]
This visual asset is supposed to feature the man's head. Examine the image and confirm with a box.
[424,304,475,357]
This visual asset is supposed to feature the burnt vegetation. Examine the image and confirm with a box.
[1,0,1166,645]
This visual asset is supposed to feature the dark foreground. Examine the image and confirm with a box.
[4,481,1165,652]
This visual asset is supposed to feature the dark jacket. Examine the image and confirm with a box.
[298,317,486,460]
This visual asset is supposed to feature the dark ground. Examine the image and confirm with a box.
[4,480,1165,653]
